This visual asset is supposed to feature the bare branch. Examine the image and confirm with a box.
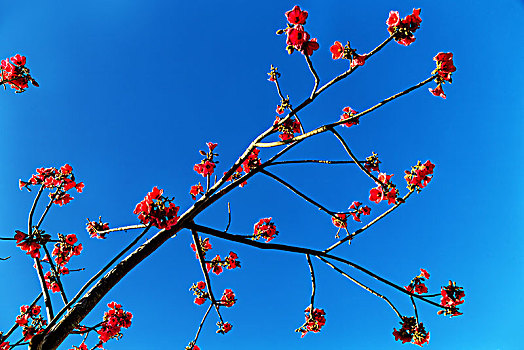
[317,256,402,319]
[260,169,336,216]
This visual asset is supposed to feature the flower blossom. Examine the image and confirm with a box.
[134,186,180,230]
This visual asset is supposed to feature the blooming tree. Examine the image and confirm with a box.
[1,5,463,350]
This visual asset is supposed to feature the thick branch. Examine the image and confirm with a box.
[187,223,444,309]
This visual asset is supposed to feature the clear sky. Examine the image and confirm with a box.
[1,1,523,349]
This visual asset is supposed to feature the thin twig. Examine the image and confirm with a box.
[95,224,147,236]
[305,55,320,99]
[190,228,224,325]
[324,190,414,252]
[317,256,402,319]
[225,202,231,233]
[329,128,385,187]
[191,304,213,347]
[28,185,44,235]
[410,295,419,324]
[306,254,316,310]
[41,244,69,306]
[33,257,54,321]
[260,169,335,215]
[255,75,437,148]
[267,159,360,166]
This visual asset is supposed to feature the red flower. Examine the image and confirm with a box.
[286,25,309,48]
[242,148,261,173]
[428,84,446,99]
[386,11,400,27]
[286,5,308,25]
[225,251,241,269]
[220,289,236,307]
[331,213,347,229]
[330,41,344,60]
[207,255,223,275]
[191,237,212,259]
[196,281,206,290]
[222,322,233,333]
[350,54,366,68]
[65,234,77,245]
[301,38,319,56]
[274,116,301,141]
[10,54,26,66]
[339,106,359,127]
[134,186,180,230]
[194,160,216,177]
[194,297,206,305]
[298,306,326,337]
[86,218,110,239]
[97,302,133,344]
[387,8,422,47]
[206,142,218,151]
[253,218,278,242]
[190,183,204,200]
[393,317,429,347]
[405,160,435,192]
[438,281,465,317]
[420,268,430,279]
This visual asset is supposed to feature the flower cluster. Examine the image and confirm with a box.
[405,268,430,295]
[405,160,435,192]
[216,321,233,334]
[277,5,319,56]
[348,201,371,222]
[206,251,241,275]
[134,186,180,230]
[331,213,347,229]
[97,302,133,344]
[296,306,326,338]
[386,9,422,46]
[0,342,9,350]
[194,142,218,177]
[52,233,83,267]
[19,164,84,206]
[339,106,359,127]
[189,183,204,200]
[242,148,261,174]
[220,289,236,307]
[438,281,465,317]
[393,316,430,346]
[330,41,367,68]
[68,343,87,350]
[429,52,456,99]
[369,173,399,205]
[364,152,381,173]
[253,217,278,242]
[190,237,213,259]
[274,115,301,140]
[1,54,38,93]
[14,229,51,259]
[224,167,247,187]
[190,281,209,305]
[15,304,46,341]
[86,217,110,239]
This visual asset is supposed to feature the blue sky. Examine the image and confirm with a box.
[1,1,523,349]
